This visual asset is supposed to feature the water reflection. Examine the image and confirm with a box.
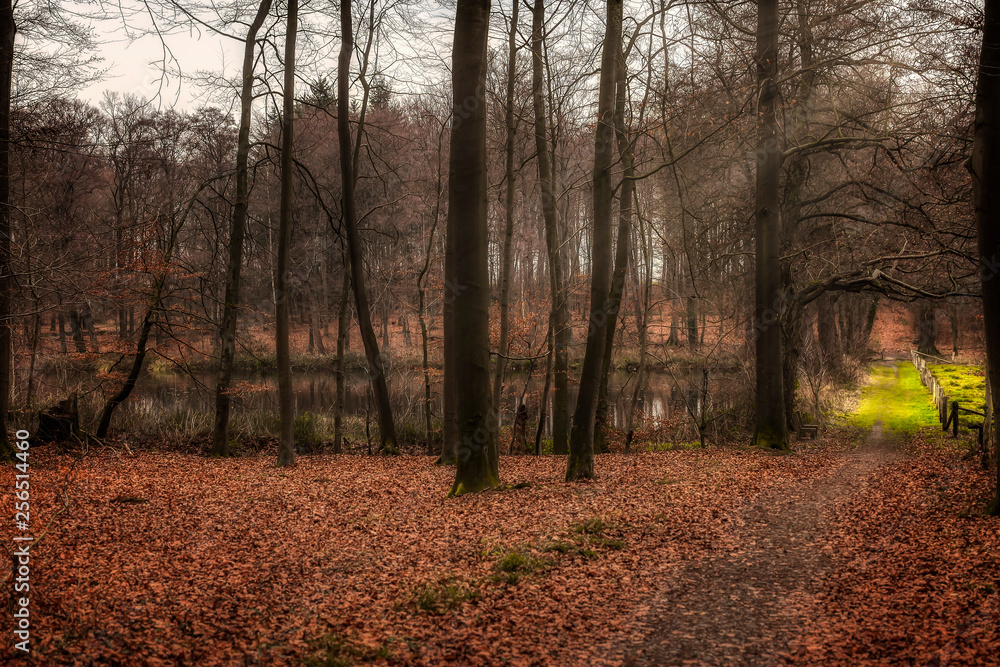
[99,367,738,434]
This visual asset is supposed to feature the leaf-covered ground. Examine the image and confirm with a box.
[785,434,1000,665]
[2,430,998,665]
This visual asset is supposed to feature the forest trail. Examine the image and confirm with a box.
[619,422,905,666]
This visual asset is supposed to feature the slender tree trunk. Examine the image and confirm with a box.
[96,308,155,438]
[686,292,698,349]
[69,308,86,353]
[339,0,398,454]
[531,0,570,455]
[442,180,459,465]
[916,303,940,356]
[333,268,350,454]
[971,0,1000,514]
[418,123,444,456]
[778,0,817,433]
[595,50,635,454]
[752,0,789,450]
[567,0,622,481]
[535,319,553,455]
[25,311,39,411]
[448,0,499,495]
[951,305,960,360]
[0,0,12,459]
[627,205,652,446]
[275,0,298,467]
[817,292,841,372]
[210,0,271,457]
[493,0,520,429]
[95,185,205,438]
[58,312,67,353]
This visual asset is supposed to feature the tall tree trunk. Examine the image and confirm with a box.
[69,308,86,353]
[442,183,459,465]
[96,309,155,438]
[275,0,298,467]
[817,292,841,372]
[752,0,789,450]
[339,0,398,454]
[595,50,635,454]
[532,0,570,455]
[418,123,444,456]
[566,0,622,481]
[211,0,272,457]
[916,302,940,356]
[448,0,499,495]
[535,319,553,455]
[333,268,350,454]
[779,0,817,432]
[950,305,960,360]
[0,0,12,459]
[686,292,698,349]
[493,0,520,429]
[970,0,1000,513]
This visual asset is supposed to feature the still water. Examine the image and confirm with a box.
[97,366,739,434]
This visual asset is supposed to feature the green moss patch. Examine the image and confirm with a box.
[849,363,938,435]
[929,364,986,411]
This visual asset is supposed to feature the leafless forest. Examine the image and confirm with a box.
[3,0,1000,663]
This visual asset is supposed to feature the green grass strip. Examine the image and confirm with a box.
[849,363,939,435]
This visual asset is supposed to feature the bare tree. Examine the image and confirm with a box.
[972,0,1000,515]
[0,0,13,459]
[211,0,274,458]
[531,0,570,456]
[566,0,622,481]
[448,0,499,495]
[339,0,398,454]
[275,0,299,467]
[752,0,788,450]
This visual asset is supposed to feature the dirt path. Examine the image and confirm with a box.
[620,424,903,666]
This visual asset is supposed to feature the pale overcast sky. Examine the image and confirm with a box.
[75,15,245,111]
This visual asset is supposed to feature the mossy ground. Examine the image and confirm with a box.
[928,364,986,412]
[848,363,938,435]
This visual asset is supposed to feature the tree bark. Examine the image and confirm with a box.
[418,121,445,456]
[275,0,298,467]
[817,292,841,372]
[211,0,273,457]
[448,0,499,495]
[0,0,12,460]
[916,302,940,356]
[970,0,1000,514]
[493,0,520,430]
[531,0,570,456]
[595,49,635,454]
[566,0,622,481]
[752,0,789,450]
[339,0,398,454]
[333,267,350,454]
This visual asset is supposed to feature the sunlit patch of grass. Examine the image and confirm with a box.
[927,363,986,434]
[848,363,938,435]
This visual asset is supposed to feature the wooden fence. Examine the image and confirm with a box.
[910,350,985,444]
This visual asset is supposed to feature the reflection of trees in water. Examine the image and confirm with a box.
[98,369,740,437]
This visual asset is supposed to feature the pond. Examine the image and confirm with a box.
[68,364,744,436]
